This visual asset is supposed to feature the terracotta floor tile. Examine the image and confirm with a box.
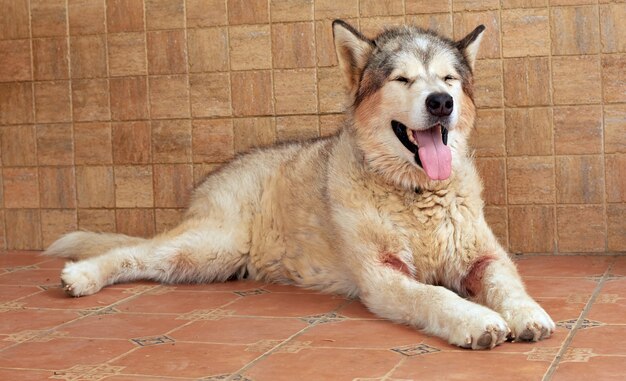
[111,342,258,378]
[34,256,69,269]
[515,256,613,277]
[335,299,382,319]
[586,279,626,324]
[536,297,586,322]
[598,278,626,297]
[0,337,135,369]
[104,376,195,380]
[62,313,188,340]
[19,286,135,309]
[261,283,323,293]
[568,325,626,355]
[0,284,43,302]
[228,292,347,318]
[169,279,267,292]
[0,368,58,380]
[244,347,401,381]
[0,308,81,333]
[390,352,550,381]
[610,256,626,276]
[116,290,240,314]
[523,277,599,299]
[0,268,61,287]
[0,251,46,268]
[170,316,309,344]
[551,356,626,381]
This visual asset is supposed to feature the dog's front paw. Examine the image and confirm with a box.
[449,306,510,350]
[61,261,103,297]
[502,302,555,342]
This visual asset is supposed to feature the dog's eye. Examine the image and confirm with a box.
[444,75,456,82]
[394,76,410,84]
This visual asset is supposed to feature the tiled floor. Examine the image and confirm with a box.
[0,251,624,381]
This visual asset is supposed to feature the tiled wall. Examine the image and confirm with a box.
[0,0,624,253]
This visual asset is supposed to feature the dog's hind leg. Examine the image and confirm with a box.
[56,219,249,297]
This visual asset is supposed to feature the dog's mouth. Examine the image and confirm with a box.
[391,120,452,181]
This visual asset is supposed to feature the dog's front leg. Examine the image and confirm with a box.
[357,265,509,349]
[463,252,555,342]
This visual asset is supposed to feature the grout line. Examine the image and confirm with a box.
[542,257,615,381]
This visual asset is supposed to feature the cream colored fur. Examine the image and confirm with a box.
[45,20,554,350]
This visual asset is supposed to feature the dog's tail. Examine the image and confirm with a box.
[43,231,147,260]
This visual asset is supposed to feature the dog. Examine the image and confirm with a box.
[45,20,555,350]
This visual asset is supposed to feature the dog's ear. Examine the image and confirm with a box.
[332,19,375,99]
[456,25,485,70]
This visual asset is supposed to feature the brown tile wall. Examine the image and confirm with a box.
[0,0,624,253]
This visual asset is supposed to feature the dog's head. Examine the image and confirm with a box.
[333,20,484,189]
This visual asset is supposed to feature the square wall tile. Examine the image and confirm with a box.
[110,76,149,121]
[406,0,451,14]
[116,208,155,238]
[453,11,500,59]
[452,0,499,11]
[555,155,604,204]
[602,54,626,103]
[557,205,606,253]
[502,0,547,8]
[233,117,276,153]
[193,163,221,185]
[74,122,112,165]
[31,0,67,37]
[70,35,108,78]
[406,13,453,38]
[503,57,551,107]
[228,0,269,25]
[3,168,39,208]
[153,164,193,208]
[231,71,274,116]
[112,121,152,164]
[360,0,404,16]
[108,33,148,77]
[318,67,346,113]
[276,115,319,142]
[271,0,313,22]
[190,73,231,118]
[68,0,105,35]
[107,0,145,33]
[315,20,338,67]
[34,81,71,123]
[147,30,188,75]
[229,25,272,70]
[604,105,626,154]
[155,208,184,233]
[187,0,228,27]
[114,165,154,208]
[33,38,69,80]
[509,205,555,254]
[475,158,506,205]
[145,0,185,30]
[552,56,601,105]
[0,83,34,125]
[148,75,190,119]
[315,0,358,19]
[607,204,626,252]
[272,22,316,69]
[36,124,74,165]
[600,4,626,53]
[5,209,42,250]
[551,6,600,55]
[473,60,503,108]
[606,154,626,203]
[320,114,345,137]
[360,17,406,39]
[501,9,550,57]
[192,119,234,163]
[71,79,110,121]
[39,167,76,209]
[484,206,508,249]
[470,109,505,157]
[76,166,115,208]
[0,40,31,82]
[1,126,37,166]
[507,156,555,204]
[0,0,30,39]
[41,209,77,248]
[78,208,116,232]
[505,108,553,156]
[188,28,229,73]
[554,106,603,155]
[274,69,317,114]
[151,119,192,163]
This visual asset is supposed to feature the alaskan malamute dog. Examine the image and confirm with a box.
[46,20,555,349]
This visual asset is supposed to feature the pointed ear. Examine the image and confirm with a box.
[456,25,485,70]
[332,19,375,99]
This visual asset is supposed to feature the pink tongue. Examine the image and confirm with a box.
[413,125,452,180]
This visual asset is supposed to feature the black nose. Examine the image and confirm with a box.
[425,93,453,117]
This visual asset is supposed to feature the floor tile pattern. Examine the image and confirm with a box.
[0,251,624,380]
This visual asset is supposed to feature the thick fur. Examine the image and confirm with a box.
[46,21,554,350]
